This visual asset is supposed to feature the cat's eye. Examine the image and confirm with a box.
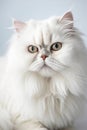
[50,42,62,51]
[28,45,38,53]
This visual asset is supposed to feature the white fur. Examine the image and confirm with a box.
[0,12,87,130]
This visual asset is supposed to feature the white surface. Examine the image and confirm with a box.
[0,0,87,129]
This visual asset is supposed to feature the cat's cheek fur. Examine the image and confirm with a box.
[7,43,38,72]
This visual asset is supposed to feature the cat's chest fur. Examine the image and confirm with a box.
[19,74,62,119]
[27,93,62,129]
[2,73,65,128]
[1,72,81,129]
[18,89,63,129]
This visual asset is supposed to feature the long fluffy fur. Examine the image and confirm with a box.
[0,12,87,130]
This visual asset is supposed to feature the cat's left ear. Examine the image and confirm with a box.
[13,20,26,33]
[61,11,73,21]
[60,11,73,28]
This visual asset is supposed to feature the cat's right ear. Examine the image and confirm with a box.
[13,19,26,33]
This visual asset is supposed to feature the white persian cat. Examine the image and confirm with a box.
[0,11,87,130]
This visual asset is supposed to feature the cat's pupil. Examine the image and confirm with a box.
[55,43,59,48]
[32,46,34,51]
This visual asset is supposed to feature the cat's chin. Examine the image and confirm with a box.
[38,65,56,77]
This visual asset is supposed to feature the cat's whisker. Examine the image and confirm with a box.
[45,58,67,72]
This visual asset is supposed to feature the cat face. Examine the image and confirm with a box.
[9,11,84,77]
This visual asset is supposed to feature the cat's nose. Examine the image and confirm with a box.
[41,55,48,60]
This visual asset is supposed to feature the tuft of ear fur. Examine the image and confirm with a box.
[13,20,26,32]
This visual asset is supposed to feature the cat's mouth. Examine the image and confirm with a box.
[41,64,48,69]
[29,59,58,77]
[40,63,53,70]
[38,62,56,77]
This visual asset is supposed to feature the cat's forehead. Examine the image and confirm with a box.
[25,18,60,46]
[27,17,59,30]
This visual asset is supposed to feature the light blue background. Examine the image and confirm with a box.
[0,0,87,129]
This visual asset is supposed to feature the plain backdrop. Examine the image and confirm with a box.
[0,0,87,130]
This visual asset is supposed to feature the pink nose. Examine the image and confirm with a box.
[41,55,48,60]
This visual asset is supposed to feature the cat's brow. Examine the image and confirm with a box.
[41,33,52,47]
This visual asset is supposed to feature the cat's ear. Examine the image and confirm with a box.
[13,20,26,33]
[61,11,73,21]
[60,11,73,28]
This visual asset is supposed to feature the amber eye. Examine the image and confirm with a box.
[50,42,62,51]
[28,45,38,53]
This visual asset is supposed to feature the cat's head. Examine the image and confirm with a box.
[8,11,86,77]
